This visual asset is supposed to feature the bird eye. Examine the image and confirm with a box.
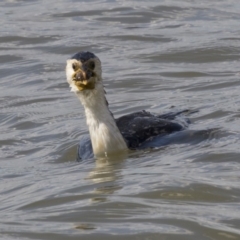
[72,64,77,71]
[88,61,95,70]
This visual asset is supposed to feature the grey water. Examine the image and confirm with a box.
[1,0,240,239]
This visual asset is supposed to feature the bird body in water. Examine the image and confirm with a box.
[66,51,189,160]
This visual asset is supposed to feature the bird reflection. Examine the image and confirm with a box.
[87,152,127,183]
[85,153,127,203]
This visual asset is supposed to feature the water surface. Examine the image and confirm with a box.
[1,0,240,239]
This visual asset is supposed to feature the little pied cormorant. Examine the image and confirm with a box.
[66,51,190,160]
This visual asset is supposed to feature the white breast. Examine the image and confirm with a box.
[76,83,127,158]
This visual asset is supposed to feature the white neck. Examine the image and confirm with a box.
[76,82,127,158]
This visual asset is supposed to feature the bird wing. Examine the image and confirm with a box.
[116,110,186,149]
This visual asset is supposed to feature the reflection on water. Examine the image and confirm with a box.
[0,0,240,239]
[87,154,126,184]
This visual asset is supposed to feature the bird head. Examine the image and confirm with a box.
[66,51,102,92]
